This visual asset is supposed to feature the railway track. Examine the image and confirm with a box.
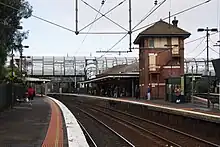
[64,101,134,147]
[72,102,179,147]
[78,102,219,147]
[75,106,135,147]
[56,96,219,147]
[77,120,97,147]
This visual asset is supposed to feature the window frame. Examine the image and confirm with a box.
[148,38,155,48]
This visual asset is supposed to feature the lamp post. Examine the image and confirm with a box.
[18,45,29,76]
[197,27,218,108]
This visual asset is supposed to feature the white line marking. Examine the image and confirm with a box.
[47,96,90,147]
[77,120,97,147]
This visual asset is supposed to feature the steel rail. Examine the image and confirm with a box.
[74,106,135,147]
[77,120,98,147]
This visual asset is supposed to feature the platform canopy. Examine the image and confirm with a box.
[80,62,139,84]
[25,77,51,83]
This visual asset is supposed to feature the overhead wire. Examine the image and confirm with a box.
[98,33,128,59]
[0,0,214,58]
[99,0,167,58]
[0,0,210,38]
[185,37,205,56]
[185,31,219,44]
[81,0,128,32]
[0,1,76,33]
[133,0,211,33]
[194,47,206,58]
[78,0,127,32]
[0,0,125,34]
[209,46,219,55]
[75,0,107,55]
[132,0,167,30]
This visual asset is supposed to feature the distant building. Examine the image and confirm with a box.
[134,17,191,99]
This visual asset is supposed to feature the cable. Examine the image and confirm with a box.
[133,0,211,33]
[0,1,76,33]
[75,0,106,55]
[185,31,219,44]
[79,0,127,32]
[132,0,167,30]
[194,47,206,58]
[209,36,216,44]
[0,0,126,34]
[209,46,219,55]
[98,0,167,58]
[185,37,205,55]
[81,0,128,32]
[98,33,128,59]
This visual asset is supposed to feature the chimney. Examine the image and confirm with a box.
[172,17,178,27]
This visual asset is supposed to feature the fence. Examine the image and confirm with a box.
[0,83,26,111]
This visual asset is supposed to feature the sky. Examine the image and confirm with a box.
[19,0,220,59]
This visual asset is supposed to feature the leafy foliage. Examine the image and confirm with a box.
[0,0,32,79]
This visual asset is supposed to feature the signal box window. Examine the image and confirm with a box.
[148,39,154,48]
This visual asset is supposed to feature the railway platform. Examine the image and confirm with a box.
[52,93,220,123]
[48,93,220,146]
[0,96,89,147]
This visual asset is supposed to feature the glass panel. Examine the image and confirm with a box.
[149,54,156,71]
[148,39,154,48]
[171,37,179,54]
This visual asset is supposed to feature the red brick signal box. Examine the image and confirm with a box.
[134,17,191,99]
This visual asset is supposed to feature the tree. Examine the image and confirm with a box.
[0,0,32,79]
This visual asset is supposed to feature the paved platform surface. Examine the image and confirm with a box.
[0,97,50,147]
[0,95,90,147]
[56,93,220,116]
[0,96,75,147]
[121,98,220,116]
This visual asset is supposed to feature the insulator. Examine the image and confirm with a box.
[154,0,158,5]
[101,0,105,5]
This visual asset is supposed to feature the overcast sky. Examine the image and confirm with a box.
[20,0,220,59]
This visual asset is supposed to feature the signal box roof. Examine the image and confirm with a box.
[134,19,191,44]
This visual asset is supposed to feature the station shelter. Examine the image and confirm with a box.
[80,62,139,98]
[25,77,51,95]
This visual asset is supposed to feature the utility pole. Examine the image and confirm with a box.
[128,0,132,52]
[197,27,218,108]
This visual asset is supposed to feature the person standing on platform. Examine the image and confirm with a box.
[28,86,34,101]
[147,85,151,100]
[175,85,181,103]
[135,85,140,99]
[77,87,80,94]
